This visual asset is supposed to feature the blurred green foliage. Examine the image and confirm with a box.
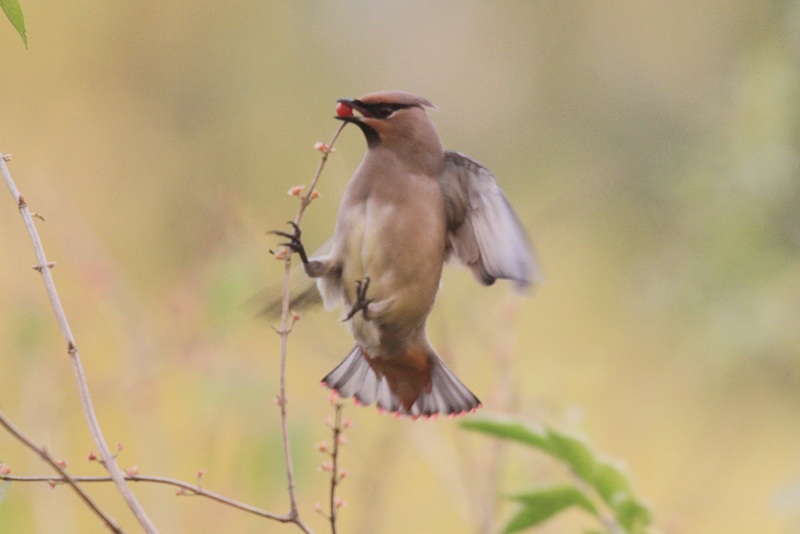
[462,415,651,533]
[1,2,799,533]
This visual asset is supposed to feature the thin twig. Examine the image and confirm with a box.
[274,123,346,534]
[0,152,159,533]
[327,402,345,533]
[0,412,123,533]
[0,472,297,523]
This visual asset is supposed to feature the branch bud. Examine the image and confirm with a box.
[288,185,305,197]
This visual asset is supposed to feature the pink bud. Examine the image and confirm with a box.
[316,441,330,453]
[87,451,97,462]
[314,142,336,153]
[287,185,305,197]
[0,463,10,476]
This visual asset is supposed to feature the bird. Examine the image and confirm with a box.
[273,90,537,418]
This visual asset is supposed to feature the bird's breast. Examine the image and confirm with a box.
[332,173,447,335]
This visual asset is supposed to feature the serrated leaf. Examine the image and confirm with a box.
[502,485,599,533]
[0,0,26,47]
[547,430,598,481]
[460,415,552,452]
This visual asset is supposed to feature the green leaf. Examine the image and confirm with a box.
[547,429,598,481]
[587,461,652,531]
[0,0,27,47]
[589,459,633,506]
[461,414,655,532]
[613,496,652,531]
[460,415,552,452]
[502,485,599,533]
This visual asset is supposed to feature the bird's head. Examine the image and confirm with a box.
[335,91,440,151]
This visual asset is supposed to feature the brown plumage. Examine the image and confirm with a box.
[283,90,537,418]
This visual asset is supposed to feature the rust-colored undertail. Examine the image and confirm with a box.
[322,344,481,418]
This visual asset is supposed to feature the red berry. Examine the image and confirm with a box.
[336,101,353,117]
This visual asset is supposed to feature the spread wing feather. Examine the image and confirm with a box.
[440,151,539,291]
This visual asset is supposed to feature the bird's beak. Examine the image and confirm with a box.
[335,99,373,122]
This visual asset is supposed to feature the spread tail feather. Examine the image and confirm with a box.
[322,345,481,418]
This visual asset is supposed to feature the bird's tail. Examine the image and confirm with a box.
[322,344,481,418]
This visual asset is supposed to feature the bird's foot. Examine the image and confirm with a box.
[270,221,309,264]
[343,277,373,322]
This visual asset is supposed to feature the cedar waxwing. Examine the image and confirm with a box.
[275,90,537,418]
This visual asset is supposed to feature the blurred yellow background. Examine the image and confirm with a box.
[1,2,799,533]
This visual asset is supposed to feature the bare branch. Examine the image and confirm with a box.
[1,125,347,533]
[1,471,299,523]
[326,401,347,533]
[0,152,159,533]
[272,124,346,534]
[0,412,123,533]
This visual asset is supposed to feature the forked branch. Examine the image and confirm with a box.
[0,412,122,533]
[0,152,158,533]
[1,123,346,533]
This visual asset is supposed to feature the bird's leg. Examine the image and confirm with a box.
[270,221,329,277]
[343,277,373,322]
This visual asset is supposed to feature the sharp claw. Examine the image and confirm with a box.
[268,221,308,263]
[342,308,358,322]
[343,277,373,322]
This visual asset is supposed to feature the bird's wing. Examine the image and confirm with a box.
[440,150,539,291]
[256,277,322,320]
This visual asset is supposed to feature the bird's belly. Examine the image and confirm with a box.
[336,198,445,356]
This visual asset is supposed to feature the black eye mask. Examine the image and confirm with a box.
[351,101,412,119]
